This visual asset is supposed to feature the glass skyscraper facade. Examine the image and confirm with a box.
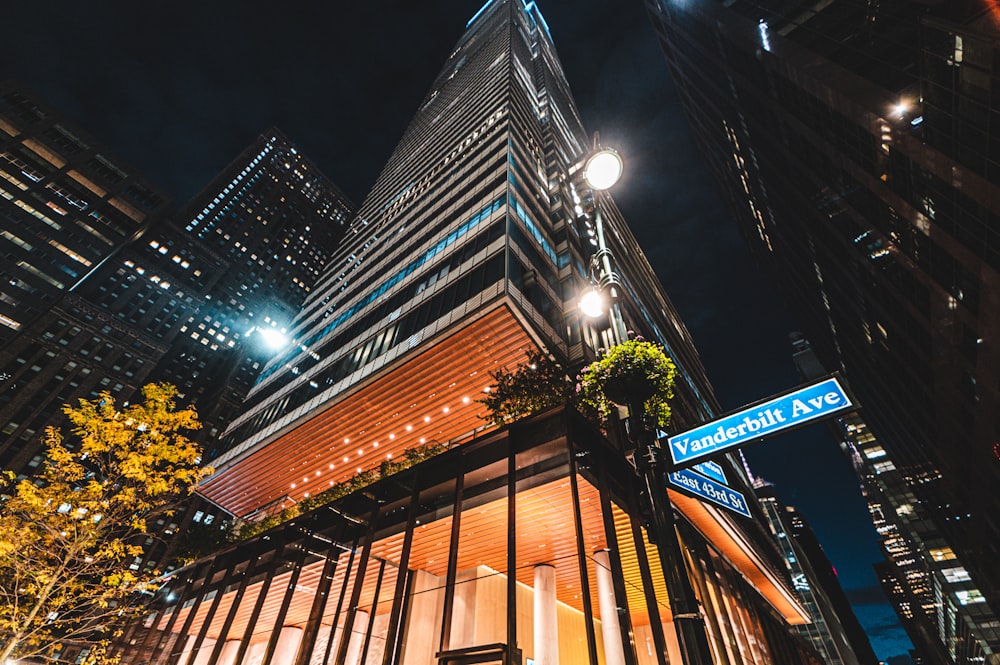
[0,91,352,481]
[104,2,873,664]
[0,83,169,346]
[645,1,1000,662]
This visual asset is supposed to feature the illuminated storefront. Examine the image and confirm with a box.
[118,407,817,665]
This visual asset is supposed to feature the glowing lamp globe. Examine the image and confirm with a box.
[582,148,623,191]
[579,288,607,318]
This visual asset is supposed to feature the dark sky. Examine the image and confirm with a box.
[1,0,913,660]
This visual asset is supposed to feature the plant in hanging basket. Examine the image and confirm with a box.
[577,337,677,427]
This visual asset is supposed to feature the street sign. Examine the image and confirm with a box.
[666,375,853,468]
[668,468,752,519]
[692,460,727,485]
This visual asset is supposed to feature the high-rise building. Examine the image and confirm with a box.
[149,130,353,445]
[0,83,170,347]
[0,88,352,482]
[108,3,845,664]
[755,480,880,665]
[644,2,1000,661]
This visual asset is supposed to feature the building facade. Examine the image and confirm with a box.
[755,480,879,665]
[645,1,1000,662]
[0,83,169,346]
[0,106,351,476]
[0,82,173,471]
[106,2,855,664]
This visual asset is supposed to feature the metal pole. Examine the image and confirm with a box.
[632,424,715,665]
[584,148,713,663]
[592,202,628,346]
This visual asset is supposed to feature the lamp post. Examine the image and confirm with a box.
[576,142,715,665]
[577,146,628,347]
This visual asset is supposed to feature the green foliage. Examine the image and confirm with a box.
[233,441,448,541]
[0,383,211,665]
[577,338,677,427]
[477,350,574,427]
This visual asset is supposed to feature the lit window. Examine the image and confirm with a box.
[930,548,956,562]
[955,590,985,605]
[942,567,971,583]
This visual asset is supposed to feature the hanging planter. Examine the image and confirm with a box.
[577,337,677,427]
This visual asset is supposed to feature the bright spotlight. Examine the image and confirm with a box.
[257,327,288,350]
[583,148,623,190]
[579,288,607,318]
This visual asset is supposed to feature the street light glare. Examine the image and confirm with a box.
[258,327,288,350]
[583,148,623,190]
[579,288,607,318]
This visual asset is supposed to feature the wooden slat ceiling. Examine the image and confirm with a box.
[199,305,540,517]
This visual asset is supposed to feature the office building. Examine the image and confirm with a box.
[108,2,842,664]
[0,83,169,347]
[644,3,1000,660]
[0,87,352,483]
[755,480,879,665]
[0,82,173,471]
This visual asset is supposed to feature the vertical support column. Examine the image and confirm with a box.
[506,441,518,664]
[344,610,370,665]
[533,564,558,665]
[567,438,600,665]
[271,626,304,665]
[594,549,627,665]
[217,639,242,665]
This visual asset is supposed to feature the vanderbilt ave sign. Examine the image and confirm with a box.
[666,375,854,469]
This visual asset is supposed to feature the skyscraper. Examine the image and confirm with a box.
[0,83,170,347]
[110,3,843,664]
[645,1,1000,661]
[0,88,352,480]
[755,480,880,665]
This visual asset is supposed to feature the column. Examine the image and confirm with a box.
[271,625,304,665]
[344,610,370,665]
[534,564,558,665]
[594,549,626,665]
[217,638,242,665]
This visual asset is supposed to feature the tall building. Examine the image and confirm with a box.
[150,130,353,444]
[755,480,880,665]
[0,86,352,482]
[645,1,1000,662]
[109,3,843,664]
[0,82,173,471]
[0,82,170,347]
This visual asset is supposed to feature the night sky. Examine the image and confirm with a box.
[2,1,913,660]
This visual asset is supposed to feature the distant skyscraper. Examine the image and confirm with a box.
[0,83,170,346]
[112,3,836,665]
[646,1,1000,662]
[151,130,353,443]
[0,87,352,479]
[755,480,880,665]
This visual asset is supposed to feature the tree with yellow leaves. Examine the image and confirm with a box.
[0,383,212,664]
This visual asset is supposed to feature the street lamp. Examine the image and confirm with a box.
[575,140,715,665]
[582,147,623,191]
[576,142,627,346]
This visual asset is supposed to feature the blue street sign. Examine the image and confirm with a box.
[668,468,752,519]
[667,375,853,468]
[692,460,727,485]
